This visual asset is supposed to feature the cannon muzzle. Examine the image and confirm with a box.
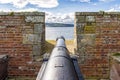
[56,36,66,47]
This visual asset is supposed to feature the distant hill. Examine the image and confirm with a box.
[46,23,74,27]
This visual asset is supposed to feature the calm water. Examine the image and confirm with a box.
[46,27,74,40]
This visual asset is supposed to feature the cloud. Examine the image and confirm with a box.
[92,3,97,6]
[46,12,74,24]
[99,0,107,1]
[29,0,59,8]
[107,8,117,12]
[70,0,77,1]
[0,0,28,8]
[0,8,39,12]
[99,0,114,2]
[15,8,39,12]
[106,5,120,12]
[0,0,59,8]
[0,9,11,12]
[71,0,90,2]
[107,8,120,12]
[80,0,90,2]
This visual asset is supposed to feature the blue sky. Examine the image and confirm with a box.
[0,0,120,23]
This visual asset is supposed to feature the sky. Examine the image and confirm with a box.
[0,0,120,23]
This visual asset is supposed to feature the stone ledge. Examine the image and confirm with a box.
[75,12,120,16]
[111,56,120,63]
[0,12,45,16]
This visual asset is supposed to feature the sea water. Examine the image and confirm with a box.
[46,27,74,40]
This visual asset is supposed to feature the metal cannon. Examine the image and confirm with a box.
[36,36,84,80]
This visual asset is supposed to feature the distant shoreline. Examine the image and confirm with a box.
[46,23,74,27]
[46,26,74,27]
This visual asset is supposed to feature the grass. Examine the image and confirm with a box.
[8,77,35,80]
[112,53,120,56]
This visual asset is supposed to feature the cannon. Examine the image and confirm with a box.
[36,36,84,80]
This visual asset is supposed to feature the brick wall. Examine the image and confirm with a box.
[0,12,45,77]
[74,12,120,79]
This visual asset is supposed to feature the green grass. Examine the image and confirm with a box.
[112,53,120,56]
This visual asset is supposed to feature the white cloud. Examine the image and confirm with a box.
[0,9,11,12]
[92,3,97,6]
[70,0,77,1]
[0,0,13,3]
[107,8,120,12]
[79,0,90,2]
[29,0,58,8]
[46,12,74,24]
[71,0,90,2]
[13,0,28,8]
[15,8,39,12]
[0,0,59,8]
[106,5,120,12]
[107,8,117,12]
[99,0,114,2]
[99,0,107,1]
[0,0,28,8]
[0,8,39,12]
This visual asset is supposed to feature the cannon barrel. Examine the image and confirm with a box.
[36,36,84,80]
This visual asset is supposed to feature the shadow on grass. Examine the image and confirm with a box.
[45,40,56,53]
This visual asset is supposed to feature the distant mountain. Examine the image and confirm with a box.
[46,23,74,27]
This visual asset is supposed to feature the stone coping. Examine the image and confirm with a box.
[0,12,45,16]
[75,12,120,16]
[0,55,8,59]
[111,56,120,63]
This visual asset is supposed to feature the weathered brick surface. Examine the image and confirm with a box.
[74,12,120,79]
[0,12,45,77]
